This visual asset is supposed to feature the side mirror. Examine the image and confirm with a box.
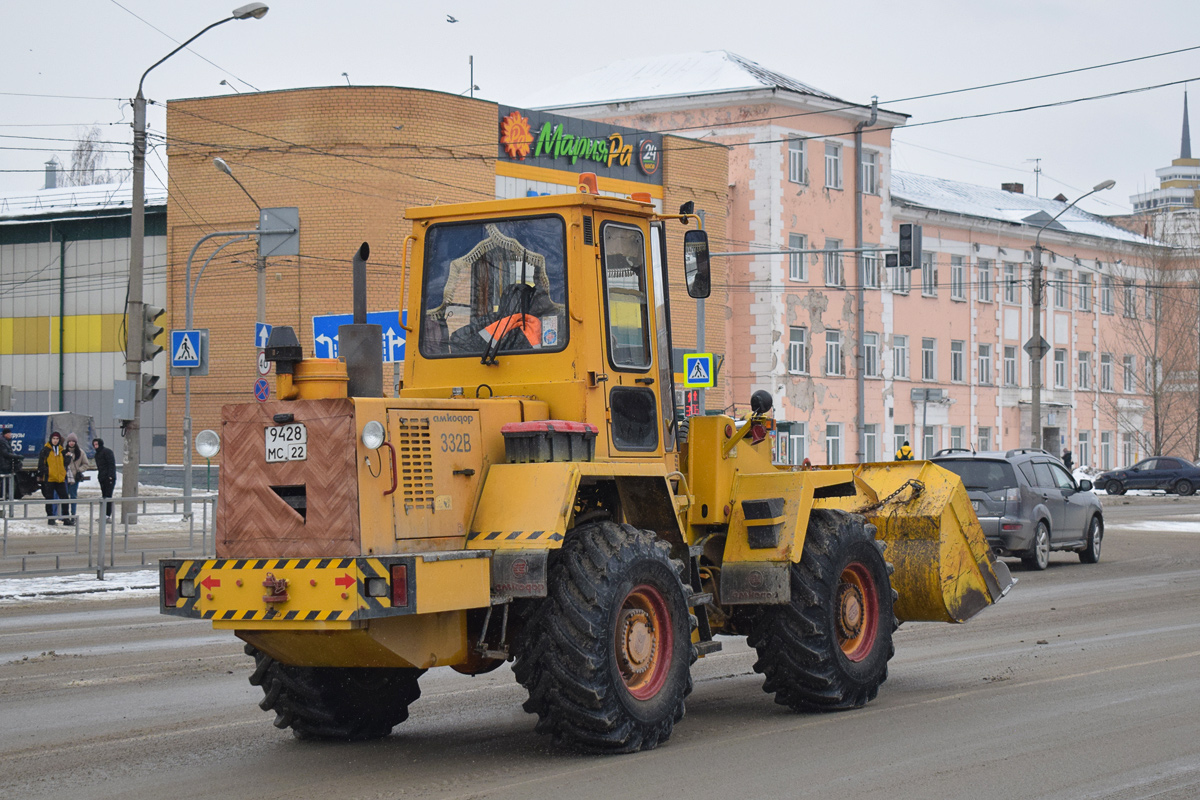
[1078,479,1093,493]
[684,229,711,299]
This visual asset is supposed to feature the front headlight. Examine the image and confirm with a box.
[362,420,386,450]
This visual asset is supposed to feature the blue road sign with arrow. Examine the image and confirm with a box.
[255,322,273,349]
[312,311,407,363]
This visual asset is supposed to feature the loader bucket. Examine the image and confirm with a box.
[815,461,1015,623]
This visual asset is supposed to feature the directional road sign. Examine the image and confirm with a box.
[683,353,714,388]
[255,322,273,349]
[312,310,407,363]
[171,330,202,369]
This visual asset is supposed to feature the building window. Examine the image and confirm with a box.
[951,340,965,382]
[826,423,842,464]
[1123,354,1136,392]
[1100,276,1114,314]
[1123,281,1137,318]
[864,332,880,378]
[1122,431,1135,467]
[1003,345,1018,387]
[824,239,844,286]
[894,424,909,455]
[788,233,807,281]
[1078,351,1092,390]
[950,256,965,300]
[1054,269,1069,308]
[1079,431,1091,468]
[977,426,992,452]
[921,251,937,296]
[1100,431,1113,470]
[950,426,964,450]
[923,426,937,459]
[788,326,808,374]
[922,338,937,381]
[1003,262,1019,304]
[1145,283,1157,319]
[1100,353,1114,391]
[825,142,843,189]
[860,150,878,195]
[1078,273,1092,311]
[863,423,879,462]
[978,344,993,385]
[788,138,807,184]
[892,264,911,294]
[978,258,993,302]
[776,421,808,466]
[862,250,880,289]
[826,330,844,376]
[893,335,910,379]
[1054,348,1067,388]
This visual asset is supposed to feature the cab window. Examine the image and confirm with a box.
[601,223,652,371]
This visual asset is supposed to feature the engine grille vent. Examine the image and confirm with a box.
[396,417,434,511]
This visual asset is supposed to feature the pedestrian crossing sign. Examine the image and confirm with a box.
[683,353,714,388]
[171,330,202,369]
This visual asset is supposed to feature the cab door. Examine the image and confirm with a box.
[597,219,662,458]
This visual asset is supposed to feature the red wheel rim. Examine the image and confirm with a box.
[615,584,673,700]
[837,563,879,662]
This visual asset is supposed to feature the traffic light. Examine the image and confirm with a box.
[141,372,160,402]
[898,223,922,269]
[142,305,165,361]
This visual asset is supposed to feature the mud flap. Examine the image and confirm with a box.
[816,461,1017,623]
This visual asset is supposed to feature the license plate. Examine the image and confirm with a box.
[265,423,307,463]
[972,501,981,512]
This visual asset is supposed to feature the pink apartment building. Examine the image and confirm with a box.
[529,51,1168,468]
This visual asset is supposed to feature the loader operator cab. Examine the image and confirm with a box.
[412,185,711,461]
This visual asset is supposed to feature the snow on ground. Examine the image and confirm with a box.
[1104,520,1200,533]
[2,481,214,537]
[0,569,158,604]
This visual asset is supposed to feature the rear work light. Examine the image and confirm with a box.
[365,577,388,597]
[163,566,178,606]
[391,564,409,607]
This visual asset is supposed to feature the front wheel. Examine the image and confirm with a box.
[1022,521,1051,570]
[1174,479,1195,497]
[1105,480,1125,496]
[748,509,895,712]
[1079,516,1103,563]
[512,521,695,753]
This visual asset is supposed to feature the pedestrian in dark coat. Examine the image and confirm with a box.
[0,427,20,500]
[1062,448,1074,471]
[37,431,68,524]
[92,438,117,520]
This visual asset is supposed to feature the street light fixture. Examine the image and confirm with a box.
[213,157,266,329]
[121,3,268,522]
[1029,179,1115,451]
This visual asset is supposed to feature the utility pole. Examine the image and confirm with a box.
[1029,179,1115,450]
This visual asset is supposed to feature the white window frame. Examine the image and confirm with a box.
[1100,352,1114,392]
[1100,431,1113,470]
[1054,348,1067,388]
[789,423,807,466]
[921,251,937,297]
[1003,262,1019,304]
[978,258,993,302]
[1078,431,1091,467]
[892,265,911,295]
[950,340,965,383]
[862,250,880,289]
[1123,281,1137,319]
[1054,269,1069,309]
[977,426,992,452]
[950,255,965,300]
[893,335,910,379]
[978,344,993,385]
[1003,345,1018,387]
[893,425,909,455]
[1078,351,1092,390]
[788,138,807,184]
[824,239,844,287]
[825,329,844,376]
[860,150,878,195]
[788,233,807,281]
[826,423,843,465]
[1100,276,1114,314]
[950,426,964,450]
[863,332,880,378]
[824,142,843,189]
[921,338,937,381]
[788,326,809,374]
[1078,272,1093,311]
[1123,354,1136,393]
[863,423,879,462]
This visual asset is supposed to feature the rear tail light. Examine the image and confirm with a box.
[1005,487,1021,515]
[163,566,178,606]
[391,564,409,607]
[1002,523,1022,531]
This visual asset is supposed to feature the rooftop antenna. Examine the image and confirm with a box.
[470,56,474,98]
[1025,158,1042,197]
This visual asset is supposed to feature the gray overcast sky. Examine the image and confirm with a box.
[4,0,1200,216]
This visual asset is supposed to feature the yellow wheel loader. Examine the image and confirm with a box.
[161,176,1013,753]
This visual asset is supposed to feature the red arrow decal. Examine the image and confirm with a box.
[201,576,220,590]
[334,574,355,588]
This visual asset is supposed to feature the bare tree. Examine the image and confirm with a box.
[63,126,125,186]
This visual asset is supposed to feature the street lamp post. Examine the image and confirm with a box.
[1030,179,1116,451]
[214,158,267,326]
[122,2,267,521]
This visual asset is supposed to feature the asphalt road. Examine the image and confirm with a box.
[1,494,1198,800]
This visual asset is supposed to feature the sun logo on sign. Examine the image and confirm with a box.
[500,111,534,160]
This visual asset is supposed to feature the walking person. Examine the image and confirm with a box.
[0,426,22,502]
[92,437,117,521]
[37,431,68,525]
[63,433,91,525]
[1062,448,1074,471]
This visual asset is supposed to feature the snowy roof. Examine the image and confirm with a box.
[0,182,166,224]
[891,172,1156,246]
[521,50,852,111]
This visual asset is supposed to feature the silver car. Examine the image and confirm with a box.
[932,449,1104,570]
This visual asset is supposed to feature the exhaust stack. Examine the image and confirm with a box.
[339,242,383,397]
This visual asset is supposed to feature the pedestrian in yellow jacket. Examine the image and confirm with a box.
[894,440,914,461]
[37,431,69,524]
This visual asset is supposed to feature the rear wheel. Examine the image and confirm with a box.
[512,521,695,753]
[1022,521,1051,570]
[748,509,895,712]
[246,644,423,740]
[1174,479,1194,497]
[1105,480,1125,496]
[1079,515,1103,564]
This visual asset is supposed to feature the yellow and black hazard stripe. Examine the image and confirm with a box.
[467,530,564,543]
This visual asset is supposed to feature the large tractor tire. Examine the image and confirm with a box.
[513,521,696,754]
[246,644,424,740]
[748,509,896,712]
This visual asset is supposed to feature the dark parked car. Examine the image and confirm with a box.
[931,448,1103,570]
[1095,456,1200,496]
